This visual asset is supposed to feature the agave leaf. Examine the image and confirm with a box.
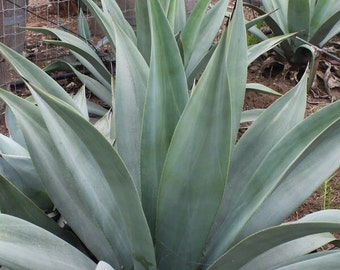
[247,33,295,65]
[43,39,111,86]
[78,9,91,41]
[0,88,156,269]
[240,233,337,270]
[246,83,281,96]
[72,85,89,120]
[240,109,264,123]
[100,0,136,43]
[136,0,151,63]
[44,61,112,105]
[204,72,308,263]
[113,19,149,193]
[209,212,340,270]
[236,101,340,240]
[273,251,340,270]
[183,0,229,79]
[5,106,26,147]
[140,0,188,236]
[309,0,340,46]
[0,44,76,109]
[96,261,116,270]
[87,100,109,116]
[81,0,121,48]
[0,214,95,270]
[26,27,111,83]
[167,0,186,34]
[94,110,115,144]
[262,0,288,33]
[155,1,247,268]
[0,175,84,249]
[287,0,310,49]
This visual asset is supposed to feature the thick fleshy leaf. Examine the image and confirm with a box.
[72,85,89,120]
[240,233,336,270]
[183,0,229,79]
[0,175,82,249]
[209,213,340,270]
[78,9,91,41]
[309,0,340,46]
[236,101,340,240]
[43,39,111,87]
[155,1,247,269]
[203,72,308,264]
[113,20,149,192]
[140,0,188,236]
[0,44,76,109]
[5,106,26,148]
[101,0,136,42]
[44,61,112,105]
[287,0,310,50]
[247,33,295,65]
[96,261,116,270]
[0,88,156,270]
[0,214,95,270]
[274,251,340,270]
[246,83,281,96]
[136,0,151,63]
[240,109,264,123]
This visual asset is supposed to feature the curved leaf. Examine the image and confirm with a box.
[209,217,340,270]
[0,88,156,270]
[240,233,337,270]
[236,101,340,240]
[0,175,82,249]
[0,214,95,270]
[155,1,247,269]
[204,72,308,264]
[0,44,76,110]
[113,19,149,192]
[140,0,188,236]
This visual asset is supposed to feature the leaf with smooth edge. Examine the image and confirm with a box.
[155,1,247,269]
[44,61,112,105]
[204,72,308,264]
[273,251,340,270]
[287,0,310,50]
[309,0,340,46]
[240,233,336,270]
[78,9,91,41]
[236,101,340,240]
[0,88,156,269]
[0,44,76,109]
[166,0,185,34]
[94,110,115,144]
[209,217,340,270]
[43,39,111,87]
[136,0,151,63]
[246,83,281,96]
[0,214,95,270]
[81,0,119,48]
[140,0,188,236]
[181,0,210,66]
[240,109,264,123]
[0,175,83,249]
[73,85,89,120]
[247,33,295,65]
[113,19,149,193]
[30,85,156,270]
[5,106,26,148]
[183,0,229,78]
[96,261,116,270]
[101,0,136,43]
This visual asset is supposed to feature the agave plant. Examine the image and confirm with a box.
[246,0,340,91]
[0,0,340,269]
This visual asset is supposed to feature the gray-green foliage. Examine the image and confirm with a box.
[0,0,339,269]
[247,0,340,63]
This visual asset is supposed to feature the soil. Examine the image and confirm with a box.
[0,0,339,222]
